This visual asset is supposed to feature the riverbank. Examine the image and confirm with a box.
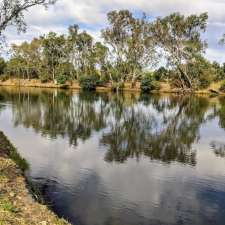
[0,131,70,225]
[0,79,224,94]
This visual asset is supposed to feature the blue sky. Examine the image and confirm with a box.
[4,0,225,63]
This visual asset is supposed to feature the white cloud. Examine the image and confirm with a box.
[3,0,225,62]
[206,48,225,63]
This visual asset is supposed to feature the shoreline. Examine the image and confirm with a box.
[0,79,224,95]
[0,131,71,225]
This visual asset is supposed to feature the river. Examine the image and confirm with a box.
[0,87,225,225]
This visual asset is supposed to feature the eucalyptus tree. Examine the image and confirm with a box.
[10,42,29,78]
[92,42,109,77]
[67,24,79,78]
[0,0,56,38]
[211,61,224,81]
[151,12,208,90]
[10,38,42,79]
[5,57,26,78]
[102,10,157,86]
[0,57,6,74]
[76,31,94,76]
[67,25,94,77]
[42,32,67,81]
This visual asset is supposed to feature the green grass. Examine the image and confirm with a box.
[0,131,70,225]
[0,175,8,183]
[0,200,18,214]
[0,131,29,172]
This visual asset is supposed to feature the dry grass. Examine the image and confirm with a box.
[0,78,225,95]
[0,132,71,225]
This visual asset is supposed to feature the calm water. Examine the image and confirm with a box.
[1,87,225,225]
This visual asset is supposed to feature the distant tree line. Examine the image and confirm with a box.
[1,10,225,92]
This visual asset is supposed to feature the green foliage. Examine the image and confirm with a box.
[79,75,99,91]
[0,0,55,36]
[111,82,124,92]
[0,200,18,213]
[55,63,73,84]
[185,56,213,89]
[198,76,211,89]
[0,74,9,81]
[56,74,68,85]
[5,57,26,78]
[154,67,168,81]
[1,10,225,92]
[0,131,29,172]
[0,57,6,75]
[9,146,29,172]
[42,32,67,80]
[220,81,225,93]
[96,76,109,87]
[40,72,49,83]
[141,72,160,92]
[102,10,156,83]
[151,12,208,89]
[212,61,225,81]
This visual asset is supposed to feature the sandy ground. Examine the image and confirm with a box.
[0,79,224,94]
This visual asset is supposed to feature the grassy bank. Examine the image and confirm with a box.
[0,79,224,95]
[0,131,70,225]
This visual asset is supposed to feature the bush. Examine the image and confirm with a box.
[141,73,160,92]
[154,67,168,81]
[40,73,49,83]
[96,75,109,87]
[0,74,9,82]
[198,75,211,89]
[79,75,99,91]
[56,74,68,85]
[219,80,225,93]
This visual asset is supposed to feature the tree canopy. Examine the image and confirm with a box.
[1,9,225,92]
[0,0,56,36]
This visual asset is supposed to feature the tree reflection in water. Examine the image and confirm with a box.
[209,96,225,158]
[0,87,220,165]
[101,95,211,165]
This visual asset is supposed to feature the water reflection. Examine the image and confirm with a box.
[1,87,225,225]
[102,96,212,165]
[0,87,216,165]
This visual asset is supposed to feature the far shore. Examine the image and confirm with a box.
[0,78,224,95]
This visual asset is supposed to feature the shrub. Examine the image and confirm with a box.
[198,75,211,89]
[56,74,68,85]
[0,74,9,82]
[96,75,109,87]
[141,73,160,92]
[40,73,49,83]
[219,80,225,93]
[79,75,99,91]
[154,67,168,81]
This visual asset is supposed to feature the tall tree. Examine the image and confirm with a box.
[151,12,208,89]
[0,57,6,74]
[42,32,67,81]
[102,10,156,85]
[67,24,79,78]
[76,31,94,76]
[11,38,42,79]
[92,42,109,76]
